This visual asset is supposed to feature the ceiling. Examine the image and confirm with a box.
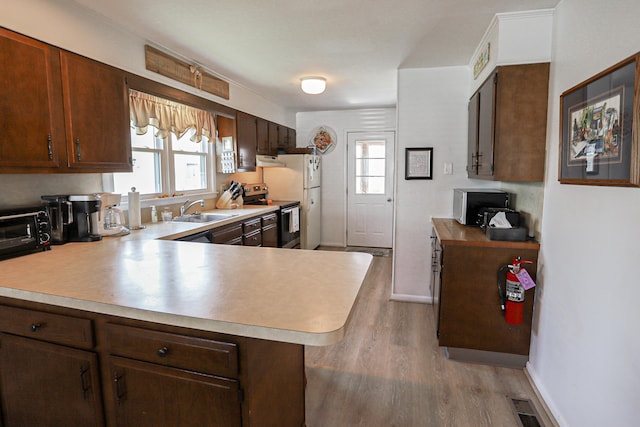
[71,0,560,112]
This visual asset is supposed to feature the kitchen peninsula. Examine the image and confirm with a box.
[0,211,373,427]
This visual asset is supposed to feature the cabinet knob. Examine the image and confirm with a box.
[157,346,169,357]
[30,323,41,332]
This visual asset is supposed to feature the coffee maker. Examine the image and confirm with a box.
[97,193,129,237]
[41,195,72,244]
[67,195,102,242]
[42,194,102,242]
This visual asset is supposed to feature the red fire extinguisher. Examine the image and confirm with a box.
[497,257,532,325]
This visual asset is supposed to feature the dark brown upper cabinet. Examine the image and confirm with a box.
[0,28,132,173]
[467,63,550,182]
[236,111,257,171]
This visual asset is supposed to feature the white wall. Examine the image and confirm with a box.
[393,67,494,301]
[470,10,554,93]
[296,109,396,247]
[528,0,640,425]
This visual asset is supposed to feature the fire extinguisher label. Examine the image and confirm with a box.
[516,268,536,290]
[506,280,525,302]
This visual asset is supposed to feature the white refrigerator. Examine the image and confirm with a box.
[263,154,321,249]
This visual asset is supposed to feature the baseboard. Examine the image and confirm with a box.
[390,293,431,303]
[524,365,561,427]
[444,347,528,368]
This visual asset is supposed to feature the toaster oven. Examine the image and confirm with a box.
[0,206,52,260]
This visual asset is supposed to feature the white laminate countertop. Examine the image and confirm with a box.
[0,208,373,346]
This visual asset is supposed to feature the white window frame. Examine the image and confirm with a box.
[102,127,217,209]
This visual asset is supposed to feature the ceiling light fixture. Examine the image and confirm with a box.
[300,76,326,95]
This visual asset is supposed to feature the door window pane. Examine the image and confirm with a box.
[355,140,385,194]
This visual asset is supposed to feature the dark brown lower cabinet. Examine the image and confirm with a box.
[0,333,104,427]
[0,300,305,427]
[109,356,241,427]
[431,219,540,357]
[262,213,278,247]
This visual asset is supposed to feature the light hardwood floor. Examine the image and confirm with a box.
[305,250,549,427]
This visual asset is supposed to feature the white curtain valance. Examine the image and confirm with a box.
[129,89,216,143]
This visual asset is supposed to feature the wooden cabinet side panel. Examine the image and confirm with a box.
[438,245,538,355]
[467,92,480,176]
[241,340,305,427]
[477,72,496,177]
[494,63,550,181]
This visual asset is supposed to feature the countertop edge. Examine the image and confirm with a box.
[432,218,540,249]
[0,287,350,346]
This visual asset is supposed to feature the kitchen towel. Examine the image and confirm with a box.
[289,206,300,233]
[128,187,142,229]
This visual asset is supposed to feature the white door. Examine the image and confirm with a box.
[347,131,395,248]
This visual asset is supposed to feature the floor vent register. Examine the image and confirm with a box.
[508,397,543,427]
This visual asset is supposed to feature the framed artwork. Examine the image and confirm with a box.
[309,125,337,154]
[559,52,640,186]
[405,147,433,180]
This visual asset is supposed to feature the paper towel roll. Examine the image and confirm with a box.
[128,187,142,229]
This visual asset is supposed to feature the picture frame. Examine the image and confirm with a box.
[559,52,640,186]
[405,147,433,180]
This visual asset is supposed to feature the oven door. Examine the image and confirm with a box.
[279,205,301,249]
[0,215,39,259]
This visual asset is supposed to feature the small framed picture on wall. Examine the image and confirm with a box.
[405,147,433,180]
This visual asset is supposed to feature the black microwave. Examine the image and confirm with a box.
[0,206,52,260]
[453,188,510,225]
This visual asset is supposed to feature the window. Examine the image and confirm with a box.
[355,140,386,194]
[112,127,212,197]
[107,90,216,199]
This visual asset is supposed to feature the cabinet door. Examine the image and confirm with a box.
[276,124,288,150]
[287,127,297,149]
[262,224,278,247]
[476,72,496,177]
[60,52,132,171]
[256,117,270,155]
[467,92,479,177]
[268,121,279,155]
[0,333,104,427]
[109,356,241,427]
[0,29,64,169]
[236,111,257,171]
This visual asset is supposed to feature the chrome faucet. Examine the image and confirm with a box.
[180,199,205,216]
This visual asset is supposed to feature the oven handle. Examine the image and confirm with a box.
[281,207,299,214]
[0,211,46,221]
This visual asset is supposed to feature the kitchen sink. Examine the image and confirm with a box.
[172,213,237,223]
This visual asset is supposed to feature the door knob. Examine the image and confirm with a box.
[387,198,393,202]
